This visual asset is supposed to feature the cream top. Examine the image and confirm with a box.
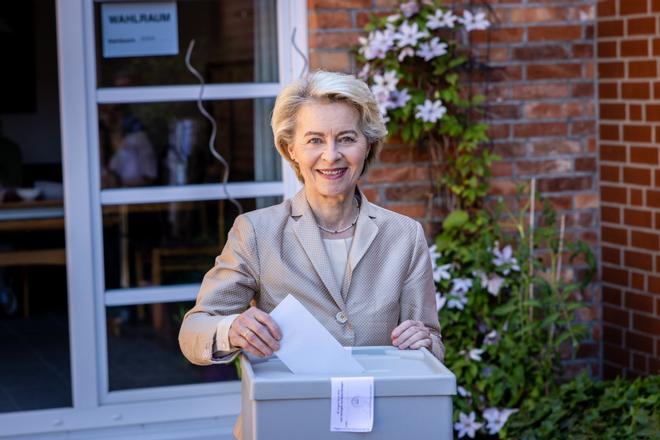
[322,237,353,289]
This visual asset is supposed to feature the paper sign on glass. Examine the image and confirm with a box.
[269,295,364,375]
[101,2,179,58]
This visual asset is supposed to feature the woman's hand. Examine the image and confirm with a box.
[228,307,282,357]
[391,320,432,350]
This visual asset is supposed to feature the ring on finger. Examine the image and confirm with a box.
[242,328,251,339]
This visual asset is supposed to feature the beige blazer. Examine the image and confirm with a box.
[178,189,444,365]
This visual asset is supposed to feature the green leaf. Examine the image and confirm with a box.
[442,210,469,230]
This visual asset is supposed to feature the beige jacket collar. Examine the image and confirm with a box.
[290,188,379,310]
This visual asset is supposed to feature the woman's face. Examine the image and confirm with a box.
[288,101,369,202]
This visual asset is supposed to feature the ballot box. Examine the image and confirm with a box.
[239,346,456,439]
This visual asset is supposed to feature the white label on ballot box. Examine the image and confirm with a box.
[330,376,374,432]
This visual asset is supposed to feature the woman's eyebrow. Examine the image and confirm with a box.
[336,130,358,136]
[303,131,325,137]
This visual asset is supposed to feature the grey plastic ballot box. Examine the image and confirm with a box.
[239,346,456,440]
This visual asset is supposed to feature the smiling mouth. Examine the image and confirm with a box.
[316,168,347,179]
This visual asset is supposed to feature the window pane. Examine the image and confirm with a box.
[98,98,280,188]
[102,197,282,290]
[107,301,238,391]
[95,0,278,87]
[0,0,71,412]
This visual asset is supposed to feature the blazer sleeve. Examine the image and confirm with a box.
[178,214,260,366]
[400,222,445,362]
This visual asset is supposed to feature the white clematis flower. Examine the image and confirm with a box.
[468,348,485,362]
[479,272,505,296]
[454,412,483,438]
[394,21,428,48]
[415,99,447,123]
[459,10,490,32]
[492,242,520,275]
[433,263,452,283]
[435,293,446,311]
[447,290,468,310]
[400,1,419,18]
[484,330,499,345]
[398,46,415,61]
[457,385,471,397]
[483,408,518,435]
[427,9,459,29]
[416,37,448,61]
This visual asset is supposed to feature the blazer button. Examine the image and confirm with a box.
[335,311,348,324]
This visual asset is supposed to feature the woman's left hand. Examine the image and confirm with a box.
[391,320,432,350]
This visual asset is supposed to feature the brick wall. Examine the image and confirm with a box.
[308,0,601,376]
[597,0,660,379]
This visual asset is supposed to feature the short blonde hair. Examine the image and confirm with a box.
[271,71,387,182]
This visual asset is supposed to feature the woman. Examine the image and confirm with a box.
[179,71,444,368]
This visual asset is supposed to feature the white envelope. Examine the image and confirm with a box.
[270,294,364,375]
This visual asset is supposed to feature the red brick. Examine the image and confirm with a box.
[598,0,617,16]
[633,353,648,374]
[510,7,567,22]
[626,292,654,313]
[600,144,626,162]
[629,104,643,120]
[625,250,654,271]
[309,32,362,49]
[603,246,621,265]
[366,166,427,184]
[512,83,568,99]
[624,208,653,227]
[603,324,623,345]
[573,43,594,58]
[631,272,645,290]
[386,202,426,218]
[604,305,630,327]
[598,61,625,78]
[620,39,649,57]
[599,82,618,99]
[604,343,630,369]
[601,205,620,223]
[575,157,596,172]
[598,19,624,37]
[489,104,519,120]
[600,103,626,119]
[385,184,432,202]
[491,162,513,177]
[633,314,660,334]
[654,0,660,12]
[629,60,658,78]
[309,51,351,71]
[601,165,620,182]
[631,230,660,250]
[649,276,660,294]
[513,45,567,61]
[626,331,654,354]
[602,226,628,245]
[572,82,595,97]
[600,124,620,141]
[488,179,518,196]
[575,193,598,209]
[622,82,650,99]
[538,176,591,192]
[309,11,352,29]
[514,122,566,137]
[620,1,648,14]
[531,139,581,156]
[528,25,582,41]
[631,188,644,206]
[493,142,525,158]
[623,125,652,142]
[628,17,656,35]
[517,159,572,175]
[647,190,660,208]
[311,0,370,7]
[623,167,651,185]
[471,27,523,44]
[654,38,660,56]
[601,185,626,203]
[598,41,617,57]
[527,63,582,80]
[646,104,660,122]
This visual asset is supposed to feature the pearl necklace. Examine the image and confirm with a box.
[316,198,360,234]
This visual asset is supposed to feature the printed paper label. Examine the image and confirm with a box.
[330,376,374,432]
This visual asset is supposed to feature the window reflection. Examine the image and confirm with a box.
[98,98,279,189]
[94,0,279,87]
[103,197,282,290]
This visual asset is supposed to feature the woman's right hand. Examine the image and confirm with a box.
[228,307,282,357]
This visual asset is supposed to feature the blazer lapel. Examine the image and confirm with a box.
[342,190,379,298]
[290,190,346,311]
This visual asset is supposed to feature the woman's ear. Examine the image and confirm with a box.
[287,143,296,163]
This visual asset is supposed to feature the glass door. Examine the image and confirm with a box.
[0,0,72,413]
[89,0,298,402]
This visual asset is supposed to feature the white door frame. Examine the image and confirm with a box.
[0,0,306,436]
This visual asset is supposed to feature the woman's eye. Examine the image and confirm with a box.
[307,137,323,145]
[339,136,356,143]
